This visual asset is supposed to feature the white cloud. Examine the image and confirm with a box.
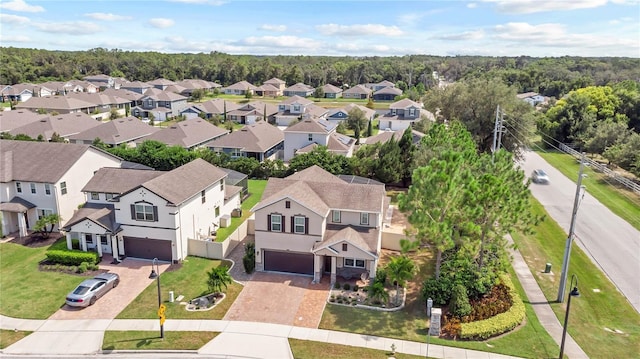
[84,13,132,21]
[483,0,607,14]
[397,9,446,25]
[236,35,323,49]
[1,35,31,42]
[0,0,44,13]
[467,3,478,8]
[316,23,404,37]
[259,24,287,32]
[149,18,175,28]
[0,13,30,25]
[435,29,485,41]
[34,21,103,35]
[169,0,227,4]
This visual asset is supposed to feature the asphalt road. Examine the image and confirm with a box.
[520,150,640,312]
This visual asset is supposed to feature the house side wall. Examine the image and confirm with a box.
[284,132,330,161]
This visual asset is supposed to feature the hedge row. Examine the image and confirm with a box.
[459,275,525,340]
[46,249,100,266]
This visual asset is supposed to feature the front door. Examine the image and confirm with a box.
[100,235,112,254]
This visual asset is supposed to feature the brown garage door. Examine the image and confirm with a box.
[123,237,172,261]
[264,251,313,275]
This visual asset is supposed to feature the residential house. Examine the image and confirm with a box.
[65,92,131,120]
[227,101,278,124]
[180,99,240,120]
[283,118,356,161]
[321,84,342,99]
[207,121,284,162]
[62,158,241,262]
[363,128,425,145]
[83,74,114,89]
[70,80,99,93]
[342,84,372,100]
[131,88,188,122]
[372,86,403,101]
[264,78,286,95]
[283,83,314,97]
[136,118,228,149]
[275,95,328,126]
[517,92,547,106]
[100,88,145,109]
[0,110,48,133]
[251,165,389,283]
[15,95,96,114]
[147,78,176,91]
[7,113,101,141]
[377,98,433,131]
[0,140,122,238]
[1,84,37,102]
[325,103,376,123]
[176,79,221,97]
[120,81,152,94]
[68,116,160,146]
[255,83,280,98]
[39,81,82,95]
[365,80,396,92]
[223,81,258,96]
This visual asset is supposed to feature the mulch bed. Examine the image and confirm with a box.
[9,232,64,248]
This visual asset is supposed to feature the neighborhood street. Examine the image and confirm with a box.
[520,150,640,312]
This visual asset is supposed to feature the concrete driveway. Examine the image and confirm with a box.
[224,272,330,328]
[48,257,170,320]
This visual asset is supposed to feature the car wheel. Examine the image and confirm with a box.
[89,296,97,306]
[113,279,119,288]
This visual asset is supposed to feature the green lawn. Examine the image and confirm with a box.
[511,198,640,359]
[116,256,241,320]
[289,339,428,359]
[319,251,558,359]
[215,179,266,242]
[536,149,640,230]
[0,242,81,319]
[102,331,217,351]
[202,93,390,109]
[0,329,31,349]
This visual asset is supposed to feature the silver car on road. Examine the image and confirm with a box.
[65,273,120,307]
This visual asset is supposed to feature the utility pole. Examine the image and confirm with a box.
[557,152,587,302]
[492,105,500,155]
[497,109,505,150]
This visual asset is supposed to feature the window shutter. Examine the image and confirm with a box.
[267,214,271,231]
[153,206,158,222]
[290,217,294,233]
[130,204,135,220]
[305,217,309,234]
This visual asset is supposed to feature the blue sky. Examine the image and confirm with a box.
[1,0,639,57]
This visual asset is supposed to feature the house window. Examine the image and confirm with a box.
[230,148,242,157]
[215,206,220,217]
[105,193,114,200]
[270,214,282,232]
[360,212,369,225]
[342,243,348,251]
[344,258,366,268]
[285,201,291,209]
[30,183,37,194]
[201,190,206,204]
[44,184,51,195]
[409,108,415,117]
[332,210,341,223]
[220,179,224,191]
[308,134,313,141]
[294,216,306,234]
[91,192,100,200]
[134,203,155,221]
[60,182,67,195]
[100,235,108,245]
[85,234,94,245]
[16,182,22,193]
[38,209,53,219]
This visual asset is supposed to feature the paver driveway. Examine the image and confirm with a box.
[224,272,330,328]
[48,257,170,320]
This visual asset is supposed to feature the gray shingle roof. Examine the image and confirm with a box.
[316,225,380,255]
[0,110,48,132]
[8,113,101,140]
[15,95,96,111]
[82,167,163,194]
[206,121,283,152]
[285,118,337,134]
[138,118,228,148]
[68,116,160,145]
[62,203,119,233]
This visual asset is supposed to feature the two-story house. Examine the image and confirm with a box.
[147,78,176,91]
[274,95,328,126]
[283,119,356,161]
[263,78,286,95]
[0,140,122,238]
[120,81,152,94]
[62,159,241,262]
[226,101,278,125]
[207,121,284,162]
[283,83,314,97]
[131,88,188,122]
[251,165,389,283]
[378,98,434,131]
[325,103,376,123]
[83,74,115,89]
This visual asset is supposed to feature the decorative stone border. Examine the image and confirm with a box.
[327,287,407,312]
[183,293,226,312]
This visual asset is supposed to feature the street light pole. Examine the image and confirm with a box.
[149,258,164,339]
[559,274,580,359]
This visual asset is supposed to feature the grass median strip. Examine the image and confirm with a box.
[289,339,427,359]
[0,329,32,349]
[511,197,640,358]
[102,331,217,351]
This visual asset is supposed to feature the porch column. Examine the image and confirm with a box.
[1,212,9,237]
[96,235,103,257]
[369,259,378,279]
[330,256,337,284]
[80,232,87,252]
[313,255,321,283]
[66,232,73,250]
[110,235,119,261]
[17,212,27,238]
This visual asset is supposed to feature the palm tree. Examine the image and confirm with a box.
[368,282,389,305]
[386,255,416,305]
[206,266,232,294]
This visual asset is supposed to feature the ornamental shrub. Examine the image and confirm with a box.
[343,283,351,290]
[450,284,472,318]
[242,242,255,274]
[46,250,99,266]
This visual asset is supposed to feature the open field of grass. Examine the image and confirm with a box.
[535,149,640,230]
[289,339,427,359]
[215,179,266,242]
[205,94,390,109]
[0,329,31,349]
[0,242,81,319]
[511,198,640,359]
[102,331,217,351]
[116,256,241,320]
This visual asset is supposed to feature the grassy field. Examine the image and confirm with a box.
[0,329,31,349]
[536,149,640,230]
[215,179,266,242]
[319,250,558,359]
[115,256,242,320]
[511,198,640,359]
[102,331,217,350]
[289,339,428,359]
[0,242,81,319]
[205,94,391,109]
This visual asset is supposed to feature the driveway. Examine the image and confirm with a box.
[48,257,171,320]
[224,272,330,328]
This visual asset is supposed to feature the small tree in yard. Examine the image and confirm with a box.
[243,242,256,274]
[368,281,389,305]
[385,255,416,305]
[33,214,61,239]
[206,266,232,294]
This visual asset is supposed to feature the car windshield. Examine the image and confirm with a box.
[73,285,90,295]
[537,170,547,176]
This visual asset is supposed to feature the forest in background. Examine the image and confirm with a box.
[2,47,640,100]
